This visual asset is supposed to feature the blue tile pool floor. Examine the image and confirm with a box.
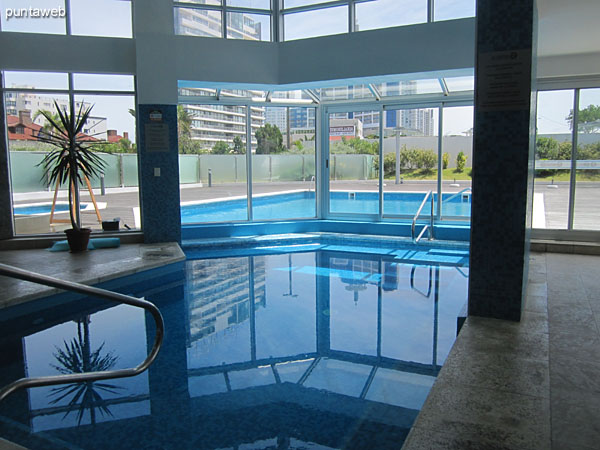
[0,244,469,449]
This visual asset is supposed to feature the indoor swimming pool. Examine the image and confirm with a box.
[0,241,469,449]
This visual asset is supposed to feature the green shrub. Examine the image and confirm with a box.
[442,152,449,170]
[456,151,467,172]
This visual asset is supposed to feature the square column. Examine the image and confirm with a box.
[468,0,538,320]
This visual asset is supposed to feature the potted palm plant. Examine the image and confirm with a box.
[37,100,106,252]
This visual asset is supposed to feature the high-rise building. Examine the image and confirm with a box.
[176,9,267,151]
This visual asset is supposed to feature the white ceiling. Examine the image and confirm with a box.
[537,0,600,56]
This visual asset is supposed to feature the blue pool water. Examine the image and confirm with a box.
[0,242,469,449]
[181,191,471,223]
[14,203,88,215]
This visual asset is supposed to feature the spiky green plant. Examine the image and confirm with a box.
[36,100,106,231]
[49,318,121,425]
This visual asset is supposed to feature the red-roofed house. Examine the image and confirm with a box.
[107,130,129,143]
[6,110,42,141]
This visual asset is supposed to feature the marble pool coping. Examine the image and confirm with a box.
[0,242,185,310]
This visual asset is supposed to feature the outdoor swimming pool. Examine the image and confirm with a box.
[0,240,469,449]
[181,190,471,223]
[14,203,92,216]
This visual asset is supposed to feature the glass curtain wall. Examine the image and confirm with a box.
[573,88,600,230]
[0,0,132,37]
[178,103,249,223]
[3,71,139,235]
[178,100,318,224]
[328,110,380,215]
[252,106,316,221]
[174,0,271,40]
[382,107,438,218]
[440,105,473,218]
[534,87,600,232]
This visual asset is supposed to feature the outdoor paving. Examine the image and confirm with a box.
[11,179,600,235]
[11,180,473,234]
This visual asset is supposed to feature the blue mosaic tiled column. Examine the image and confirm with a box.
[138,104,181,244]
[0,91,14,239]
[468,0,537,321]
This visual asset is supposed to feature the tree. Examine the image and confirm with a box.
[567,104,600,132]
[177,105,200,154]
[255,123,284,154]
[212,141,230,154]
[232,136,245,154]
[33,109,62,135]
[456,151,467,172]
[442,152,450,170]
[536,136,560,160]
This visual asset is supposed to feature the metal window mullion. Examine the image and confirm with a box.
[568,89,580,230]
[437,105,443,220]
[225,6,272,14]
[222,6,227,39]
[320,106,329,218]
[428,0,434,23]
[281,1,349,15]
[65,0,72,35]
[249,256,256,361]
[246,104,253,221]
[272,0,281,42]
[349,0,356,33]
[173,2,222,11]
[378,107,383,219]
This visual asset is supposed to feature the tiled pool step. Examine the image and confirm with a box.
[183,233,470,267]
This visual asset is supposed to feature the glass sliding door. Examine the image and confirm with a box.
[178,104,248,224]
[382,106,438,218]
[328,109,380,216]
[573,88,600,230]
[252,106,316,221]
[534,90,574,230]
[440,105,473,219]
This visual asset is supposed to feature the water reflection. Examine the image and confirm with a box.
[48,315,122,425]
[0,249,468,449]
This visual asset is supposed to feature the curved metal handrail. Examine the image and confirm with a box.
[411,190,434,243]
[0,263,165,403]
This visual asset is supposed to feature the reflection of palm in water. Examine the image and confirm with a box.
[49,316,122,425]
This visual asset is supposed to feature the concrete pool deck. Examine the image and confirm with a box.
[0,244,599,449]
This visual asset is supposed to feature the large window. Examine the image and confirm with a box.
[174,0,475,41]
[2,71,139,235]
[534,87,600,232]
[0,0,132,38]
[174,0,271,40]
[178,88,317,224]
[178,78,473,226]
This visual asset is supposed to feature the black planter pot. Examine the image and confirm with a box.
[64,228,92,253]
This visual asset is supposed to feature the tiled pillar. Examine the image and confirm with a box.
[138,104,181,243]
[468,0,538,321]
[0,89,14,239]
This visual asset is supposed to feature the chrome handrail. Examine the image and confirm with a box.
[411,190,434,243]
[0,263,165,403]
[445,187,472,203]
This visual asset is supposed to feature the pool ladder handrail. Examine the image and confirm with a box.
[412,190,434,243]
[0,263,165,403]
[445,187,472,203]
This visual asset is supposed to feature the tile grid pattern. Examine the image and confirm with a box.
[138,104,182,244]
[468,0,536,321]
[403,251,600,450]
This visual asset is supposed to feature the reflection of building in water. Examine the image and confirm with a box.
[186,257,266,343]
